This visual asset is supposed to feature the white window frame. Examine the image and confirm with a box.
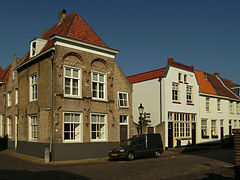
[91,71,107,101]
[120,115,128,125]
[7,116,12,138]
[178,73,182,82]
[172,83,179,101]
[211,120,217,137]
[30,41,37,57]
[63,66,81,98]
[184,74,187,83]
[63,112,82,143]
[29,74,37,101]
[7,92,12,107]
[174,113,191,138]
[236,103,240,115]
[206,98,210,112]
[201,119,208,138]
[0,114,5,137]
[118,92,129,108]
[90,113,107,142]
[29,115,38,141]
[15,89,18,105]
[12,70,15,80]
[186,85,193,103]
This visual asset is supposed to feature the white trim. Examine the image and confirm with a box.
[90,113,108,142]
[28,115,38,142]
[91,71,107,101]
[118,92,129,108]
[55,41,115,59]
[120,115,129,139]
[7,116,12,138]
[15,116,18,149]
[29,74,37,101]
[62,112,83,143]
[15,89,18,105]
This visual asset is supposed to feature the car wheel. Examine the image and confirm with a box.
[155,151,161,158]
[127,152,134,161]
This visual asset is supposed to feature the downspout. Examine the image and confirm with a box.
[158,78,162,123]
[49,51,55,161]
[3,87,6,136]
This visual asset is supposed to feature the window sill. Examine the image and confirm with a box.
[184,82,188,84]
[64,95,83,99]
[179,80,183,83]
[202,136,209,139]
[176,137,191,140]
[187,102,194,106]
[63,141,83,143]
[118,106,129,109]
[92,98,108,103]
[172,101,181,104]
[90,140,107,143]
[211,136,218,139]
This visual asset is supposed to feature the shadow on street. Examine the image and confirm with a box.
[0,170,88,180]
[197,171,234,180]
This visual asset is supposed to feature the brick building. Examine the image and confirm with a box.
[1,10,133,161]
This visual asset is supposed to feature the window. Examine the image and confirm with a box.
[63,112,81,142]
[172,83,179,101]
[120,115,128,124]
[217,99,221,112]
[92,71,106,100]
[230,101,234,114]
[192,114,196,122]
[1,115,5,137]
[7,92,12,107]
[184,74,187,83]
[186,86,193,103]
[211,120,217,137]
[206,98,210,112]
[174,113,191,138]
[31,41,37,57]
[178,73,182,82]
[12,70,15,80]
[201,119,208,138]
[220,120,224,127]
[64,66,81,97]
[118,92,129,108]
[7,117,12,138]
[29,115,38,141]
[15,89,18,105]
[29,74,37,101]
[234,120,237,129]
[237,103,240,115]
[168,112,173,121]
[91,114,107,141]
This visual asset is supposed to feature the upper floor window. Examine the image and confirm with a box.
[206,98,210,112]
[7,92,12,107]
[217,99,221,112]
[30,74,37,101]
[236,103,240,115]
[64,66,81,97]
[120,115,128,124]
[186,85,192,104]
[7,116,12,138]
[92,71,106,100]
[184,74,187,83]
[29,115,38,141]
[1,115,5,137]
[172,83,179,101]
[118,92,129,108]
[31,41,37,57]
[178,73,182,82]
[230,101,234,114]
[15,89,18,105]
[12,70,15,80]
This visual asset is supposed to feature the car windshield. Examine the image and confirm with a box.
[120,138,138,147]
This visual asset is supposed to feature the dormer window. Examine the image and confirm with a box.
[30,38,47,58]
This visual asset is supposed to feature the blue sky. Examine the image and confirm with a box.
[1,0,240,84]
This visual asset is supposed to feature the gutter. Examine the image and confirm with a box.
[16,47,55,70]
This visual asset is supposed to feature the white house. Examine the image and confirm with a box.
[128,58,199,148]
[194,71,240,144]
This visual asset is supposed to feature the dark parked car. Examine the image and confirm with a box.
[221,135,233,147]
[108,133,164,161]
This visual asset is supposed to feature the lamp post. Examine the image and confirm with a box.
[138,103,144,136]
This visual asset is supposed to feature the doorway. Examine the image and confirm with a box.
[168,122,173,148]
[192,123,196,145]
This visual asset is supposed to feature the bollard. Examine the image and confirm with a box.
[233,129,240,180]
[45,146,50,163]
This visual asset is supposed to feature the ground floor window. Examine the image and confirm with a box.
[201,119,208,138]
[63,112,81,142]
[211,120,217,138]
[120,115,128,124]
[29,115,38,141]
[91,114,107,141]
[1,114,5,137]
[173,112,193,138]
[7,116,12,138]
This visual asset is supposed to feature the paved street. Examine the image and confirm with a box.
[0,148,234,180]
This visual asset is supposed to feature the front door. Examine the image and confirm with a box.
[192,123,196,145]
[168,122,173,148]
[120,125,128,144]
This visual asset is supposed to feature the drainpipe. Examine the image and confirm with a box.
[158,78,162,123]
[49,51,55,161]
[3,88,6,137]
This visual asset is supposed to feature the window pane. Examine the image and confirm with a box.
[93,73,98,81]
[92,132,96,139]
[73,114,80,122]
[99,115,105,123]
[64,114,71,122]
[73,69,79,78]
[65,68,71,76]
[99,74,104,82]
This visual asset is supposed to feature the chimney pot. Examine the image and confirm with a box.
[58,9,67,24]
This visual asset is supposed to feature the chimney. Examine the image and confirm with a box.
[214,72,220,78]
[168,58,174,65]
[13,53,18,64]
[58,9,67,24]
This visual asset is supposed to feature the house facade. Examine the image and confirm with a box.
[195,71,240,143]
[1,10,133,161]
[128,58,199,148]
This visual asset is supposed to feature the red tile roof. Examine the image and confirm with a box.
[168,58,194,72]
[0,65,12,88]
[195,70,239,100]
[221,78,237,89]
[21,11,107,65]
[127,68,165,83]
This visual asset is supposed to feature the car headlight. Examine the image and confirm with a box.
[109,150,112,153]
[119,149,124,153]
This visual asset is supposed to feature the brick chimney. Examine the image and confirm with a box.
[58,9,67,24]
[214,72,220,78]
